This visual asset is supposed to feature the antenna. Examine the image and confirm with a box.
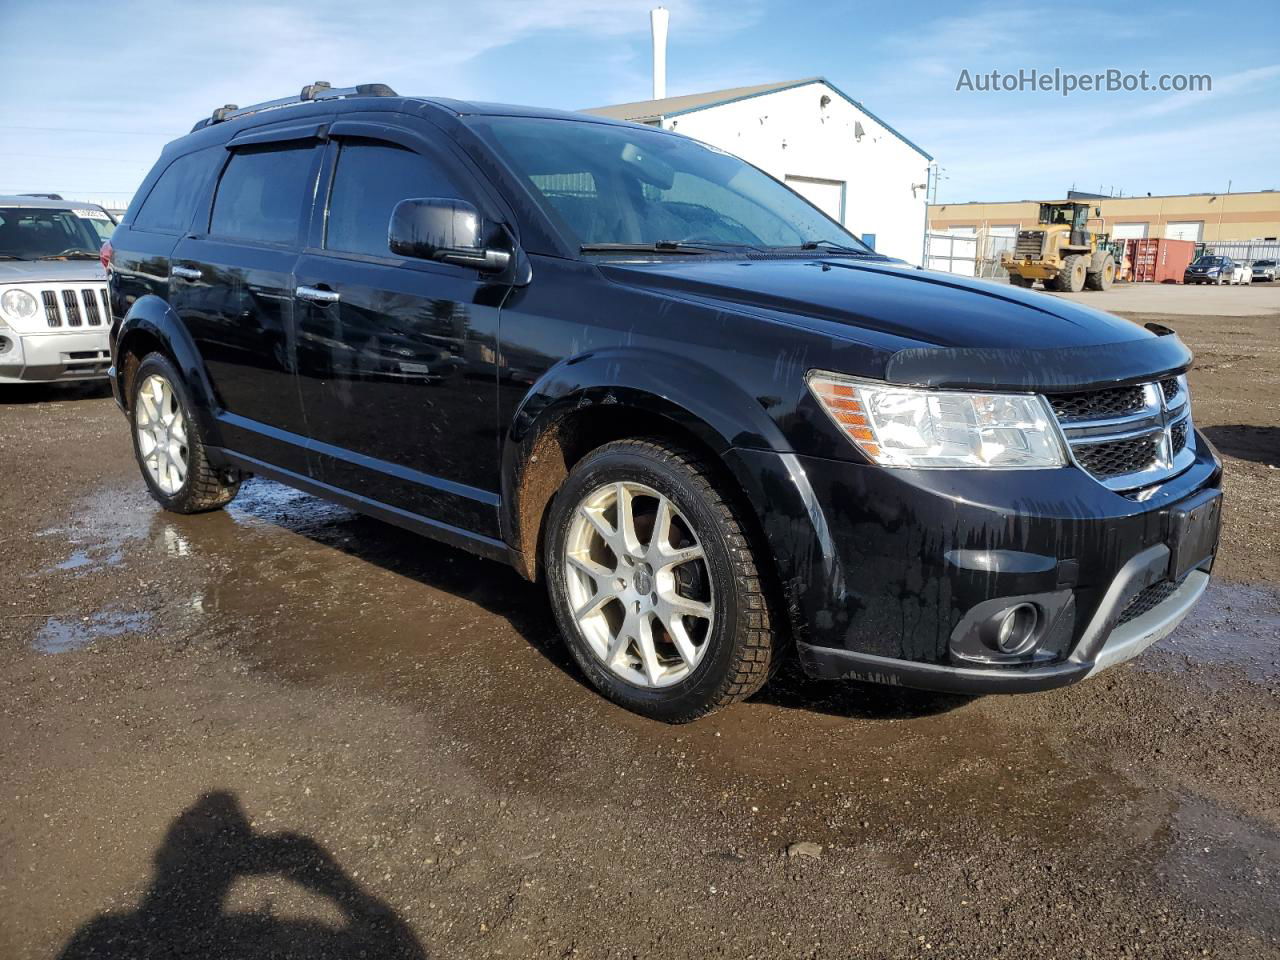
[651,7,669,100]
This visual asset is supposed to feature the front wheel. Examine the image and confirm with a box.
[544,439,776,722]
[130,353,240,513]
[1054,255,1087,292]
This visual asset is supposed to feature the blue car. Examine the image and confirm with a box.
[1183,255,1234,285]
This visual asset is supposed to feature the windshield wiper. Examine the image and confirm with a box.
[36,251,99,261]
[0,254,25,260]
[792,239,874,256]
[580,242,722,255]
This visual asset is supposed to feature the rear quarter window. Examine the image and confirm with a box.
[210,143,317,245]
[131,149,220,234]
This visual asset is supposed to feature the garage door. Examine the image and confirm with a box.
[1112,222,1148,239]
[1165,221,1203,242]
[785,176,846,222]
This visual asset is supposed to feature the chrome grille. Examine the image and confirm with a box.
[81,289,102,326]
[1074,433,1161,479]
[30,286,111,329]
[61,289,82,326]
[1048,377,1195,491]
[1049,385,1146,422]
[42,290,60,327]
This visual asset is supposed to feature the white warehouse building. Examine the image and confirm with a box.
[583,77,933,265]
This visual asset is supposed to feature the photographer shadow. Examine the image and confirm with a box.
[58,790,426,960]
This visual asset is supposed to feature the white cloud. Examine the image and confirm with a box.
[1129,63,1280,119]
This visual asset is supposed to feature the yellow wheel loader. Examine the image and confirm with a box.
[1000,201,1117,292]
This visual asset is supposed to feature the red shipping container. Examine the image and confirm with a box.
[1130,238,1196,283]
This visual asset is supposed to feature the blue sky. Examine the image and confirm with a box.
[2,0,1277,207]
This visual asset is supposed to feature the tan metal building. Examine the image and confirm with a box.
[929,190,1280,243]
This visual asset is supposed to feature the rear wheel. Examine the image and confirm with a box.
[1085,255,1116,291]
[130,353,240,513]
[545,439,776,722]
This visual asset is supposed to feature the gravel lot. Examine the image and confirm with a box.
[1,297,1278,959]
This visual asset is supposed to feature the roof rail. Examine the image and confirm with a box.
[190,82,398,132]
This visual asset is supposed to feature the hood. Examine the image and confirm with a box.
[0,259,106,285]
[599,256,1192,391]
[599,256,1145,350]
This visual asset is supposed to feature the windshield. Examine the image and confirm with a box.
[0,206,115,260]
[1193,257,1225,266]
[470,116,870,253]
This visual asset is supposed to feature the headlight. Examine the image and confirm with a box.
[807,372,1067,468]
[1,289,39,322]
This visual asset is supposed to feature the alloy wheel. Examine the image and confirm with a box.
[135,374,189,495]
[563,481,714,688]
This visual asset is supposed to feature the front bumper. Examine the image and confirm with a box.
[1001,258,1056,280]
[796,562,1209,694]
[730,435,1222,695]
[0,329,111,383]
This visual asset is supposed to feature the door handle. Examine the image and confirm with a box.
[171,265,202,281]
[296,285,340,304]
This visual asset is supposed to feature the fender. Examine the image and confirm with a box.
[113,294,224,448]
[497,347,839,638]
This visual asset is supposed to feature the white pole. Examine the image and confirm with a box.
[651,7,669,101]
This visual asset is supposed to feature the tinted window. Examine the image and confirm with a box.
[325,139,457,257]
[132,150,219,233]
[210,143,316,244]
[472,116,866,251]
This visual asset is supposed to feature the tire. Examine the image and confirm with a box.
[1008,274,1031,287]
[1054,255,1087,292]
[1085,255,1116,291]
[130,353,240,513]
[544,438,776,722]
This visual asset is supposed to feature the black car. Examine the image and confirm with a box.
[106,83,1223,722]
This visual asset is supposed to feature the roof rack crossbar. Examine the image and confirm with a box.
[191,82,398,132]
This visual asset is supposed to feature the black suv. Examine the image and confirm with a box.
[107,83,1223,722]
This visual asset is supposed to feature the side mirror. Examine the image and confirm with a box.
[389,198,511,272]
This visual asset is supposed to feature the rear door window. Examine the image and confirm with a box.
[132,149,220,234]
[324,139,459,258]
[210,143,317,245]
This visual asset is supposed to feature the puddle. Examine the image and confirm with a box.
[1154,581,1280,682]
[34,610,152,654]
[226,479,354,535]
[38,486,156,574]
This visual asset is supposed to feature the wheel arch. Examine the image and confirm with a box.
[114,295,220,441]
[500,349,789,587]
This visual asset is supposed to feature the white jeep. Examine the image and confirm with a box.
[0,197,115,384]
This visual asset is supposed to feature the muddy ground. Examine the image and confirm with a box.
[1,309,1278,959]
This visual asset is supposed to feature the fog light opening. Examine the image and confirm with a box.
[992,603,1040,655]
